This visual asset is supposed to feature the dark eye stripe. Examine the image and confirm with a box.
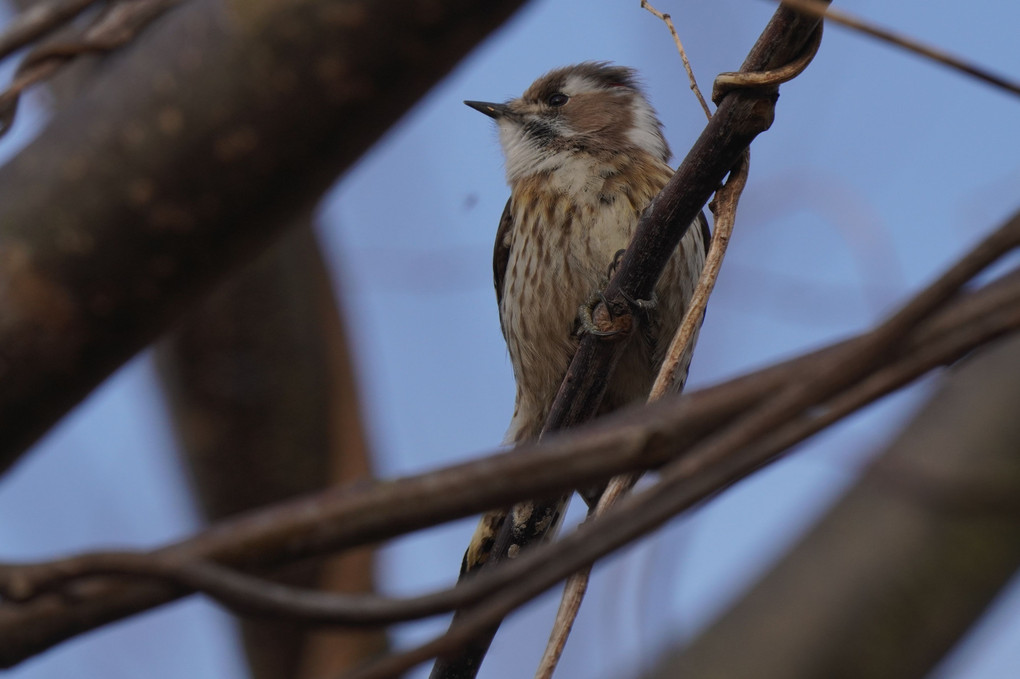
[523,119,557,146]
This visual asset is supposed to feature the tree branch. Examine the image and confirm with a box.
[0,0,526,476]
[357,209,1020,679]
[0,0,102,60]
[541,6,826,436]
[432,6,828,676]
[772,0,1020,98]
[536,148,749,679]
[157,224,385,678]
[646,331,1020,679]
[1,219,1018,666]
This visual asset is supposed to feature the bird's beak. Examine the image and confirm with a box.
[464,100,511,120]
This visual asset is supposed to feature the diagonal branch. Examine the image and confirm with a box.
[772,0,1020,98]
[0,0,527,477]
[540,6,827,437]
[431,5,829,678]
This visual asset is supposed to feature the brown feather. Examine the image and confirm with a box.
[492,197,513,338]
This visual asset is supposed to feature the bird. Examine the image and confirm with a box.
[459,61,709,579]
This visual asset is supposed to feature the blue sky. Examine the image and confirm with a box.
[2,1,1019,678]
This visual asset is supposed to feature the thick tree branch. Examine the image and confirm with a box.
[0,0,526,476]
[157,225,384,679]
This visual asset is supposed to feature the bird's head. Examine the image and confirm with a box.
[466,62,671,183]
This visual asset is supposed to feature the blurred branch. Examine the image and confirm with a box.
[1,0,387,671]
[158,225,384,679]
[299,235,386,677]
[773,0,1020,98]
[0,0,102,59]
[646,330,1020,679]
[0,0,527,476]
[1,211,1018,667]
[159,228,337,521]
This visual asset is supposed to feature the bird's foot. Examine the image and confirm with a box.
[578,291,623,338]
[609,248,657,318]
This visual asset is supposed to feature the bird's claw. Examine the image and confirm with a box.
[579,291,622,338]
[608,249,627,278]
[577,249,658,338]
[608,249,656,314]
[620,287,657,313]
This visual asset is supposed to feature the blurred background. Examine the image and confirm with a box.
[1,0,1019,677]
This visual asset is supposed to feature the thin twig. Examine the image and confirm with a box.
[773,0,1020,99]
[651,151,747,400]
[533,22,807,672]
[0,552,490,625]
[0,0,103,61]
[713,22,823,104]
[640,0,712,120]
[0,0,181,137]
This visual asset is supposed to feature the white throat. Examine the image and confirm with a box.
[498,121,564,184]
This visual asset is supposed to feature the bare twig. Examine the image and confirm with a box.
[0,269,1014,674]
[0,0,182,136]
[640,0,712,120]
[651,151,747,400]
[773,0,1020,99]
[0,0,102,61]
[0,552,477,625]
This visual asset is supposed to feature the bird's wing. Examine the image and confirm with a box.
[696,209,711,256]
[492,197,514,339]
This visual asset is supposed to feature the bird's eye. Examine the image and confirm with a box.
[546,93,569,107]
